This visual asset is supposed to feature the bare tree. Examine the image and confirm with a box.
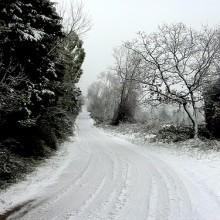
[111,46,141,125]
[87,72,121,122]
[65,0,92,36]
[49,0,91,55]
[125,24,220,138]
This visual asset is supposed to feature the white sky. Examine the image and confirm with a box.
[55,0,220,94]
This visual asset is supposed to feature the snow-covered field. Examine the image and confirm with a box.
[1,111,220,220]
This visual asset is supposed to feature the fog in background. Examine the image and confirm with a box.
[55,0,220,94]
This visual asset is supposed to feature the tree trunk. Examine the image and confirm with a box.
[111,105,121,126]
[192,107,199,139]
[193,116,199,139]
[111,81,126,125]
[190,93,199,139]
[182,103,198,139]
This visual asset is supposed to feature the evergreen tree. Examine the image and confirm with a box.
[0,0,85,155]
[0,0,85,183]
[0,0,64,123]
[57,32,85,115]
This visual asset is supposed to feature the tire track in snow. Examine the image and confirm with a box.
[146,176,159,220]
[148,158,192,220]
[7,111,220,220]
[78,153,130,220]
[23,147,93,219]
[65,176,106,220]
[108,162,130,220]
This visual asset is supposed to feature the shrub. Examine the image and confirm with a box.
[156,125,212,143]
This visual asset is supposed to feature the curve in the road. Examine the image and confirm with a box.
[7,111,220,220]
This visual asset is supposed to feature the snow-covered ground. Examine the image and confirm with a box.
[0,134,80,215]
[1,111,220,220]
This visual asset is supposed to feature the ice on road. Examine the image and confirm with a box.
[2,111,220,220]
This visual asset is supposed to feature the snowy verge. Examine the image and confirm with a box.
[99,122,220,157]
[99,122,157,144]
[0,135,79,215]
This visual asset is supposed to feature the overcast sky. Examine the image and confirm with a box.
[55,0,220,94]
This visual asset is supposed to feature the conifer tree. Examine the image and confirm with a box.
[0,0,65,154]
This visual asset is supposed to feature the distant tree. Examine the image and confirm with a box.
[158,106,171,122]
[87,72,121,123]
[111,46,140,125]
[56,32,85,115]
[126,24,220,138]
[64,0,91,36]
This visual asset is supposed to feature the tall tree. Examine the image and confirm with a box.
[0,0,63,120]
[57,32,85,115]
[0,0,65,155]
[126,24,220,138]
[87,72,121,123]
[111,46,140,125]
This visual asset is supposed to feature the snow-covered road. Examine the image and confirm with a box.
[2,111,220,220]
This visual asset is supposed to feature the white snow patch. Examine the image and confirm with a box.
[31,29,45,41]
[19,28,45,42]
[42,89,55,96]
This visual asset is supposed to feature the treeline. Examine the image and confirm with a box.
[88,23,220,140]
[0,0,85,183]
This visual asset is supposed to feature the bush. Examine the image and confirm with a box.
[156,125,212,143]
[0,147,45,189]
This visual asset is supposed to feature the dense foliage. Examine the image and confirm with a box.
[0,0,85,182]
[204,79,220,139]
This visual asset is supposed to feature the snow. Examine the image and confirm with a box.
[0,135,79,215]
[13,3,23,14]
[38,15,52,22]
[1,111,220,219]
[42,89,55,96]
[19,28,45,42]
[2,8,7,14]
[20,31,35,41]
[12,14,22,22]
[31,29,45,41]
[25,3,32,8]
